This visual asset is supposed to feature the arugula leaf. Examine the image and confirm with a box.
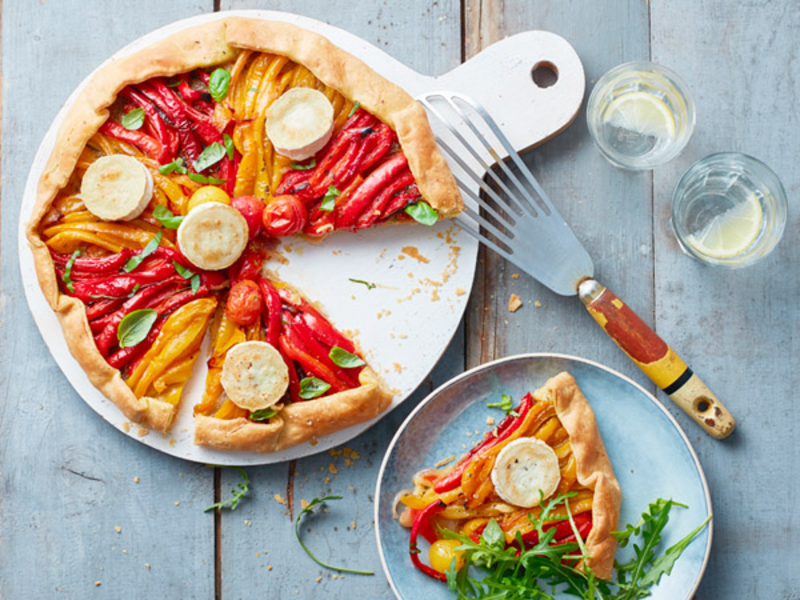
[117,309,158,348]
[62,249,81,293]
[348,278,376,290]
[187,172,226,185]
[347,101,361,119]
[404,200,438,226]
[480,519,505,548]
[486,394,514,414]
[122,107,145,130]
[640,514,711,587]
[295,495,373,575]
[159,158,188,175]
[193,142,226,173]
[223,133,234,161]
[319,185,340,212]
[250,407,278,421]
[204,467,249,512]
[329,347,366,368]
[299,377,331,399]
[153,205,184,229]
[290,159,316,171]
[209,68,231,102]
[124,231,162,272]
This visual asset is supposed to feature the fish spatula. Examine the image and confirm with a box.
[418,91,735,439]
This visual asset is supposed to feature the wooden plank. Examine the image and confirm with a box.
[0,2,216,599]
[464,0,655,396]
[650,1,800,597]
[217,2,464,598]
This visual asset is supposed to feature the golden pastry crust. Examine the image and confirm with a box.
[194,368,392,452]
[534,372,622,581]
[25,17,457,438]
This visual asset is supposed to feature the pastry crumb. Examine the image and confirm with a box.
[274,494,286,505]
[511,273,520,279]
[268,565,273,571]
[535,300,543,308]
[310,440,318,446]
[95,581,101,587]
[486,416,495,426]
[508,293,523,312]
[393,363,403,373]
[351,520,357,529]
[329,463,338,474]
[133,476,139,484]
[169,438,176,447]
[244,520,252,527]
[114,526,121,534]
[145,563,150,570]
[434,455,455,468]
[174,501,180,506]
[122,422,130,433]
[455,287,466,296]
[300,499,309,510]
[316,576,322,583]
[136,427,149,437]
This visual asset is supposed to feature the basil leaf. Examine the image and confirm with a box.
[250,407,278,421]
[172,260,195,280]
[62,249,81,293]
[193,142,226,173]
[487,394,514,413]
[190,274,201,295]
[129,283,141,298]
[159,158,187,175]
[223,133,234,161]
[319,185,340,212]
[188,172,226,185]
[290,159,316,171]
[404,200,438,226]
[209,68,231,102]
[164,78,182,88]
[347,101,361,119]
[153,205,184,229]
[480,519,505,549]
[124,231,162,272]
[117,309,158,348]
[329,347,366,368]
[299,377,331,399]
[121,108,145,130]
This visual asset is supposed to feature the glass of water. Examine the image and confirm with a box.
[587,61,695,170]
[671,153,788,268]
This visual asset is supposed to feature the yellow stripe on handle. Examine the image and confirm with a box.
[578,279,735,439]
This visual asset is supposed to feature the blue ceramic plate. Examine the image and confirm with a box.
[375,354,712,599]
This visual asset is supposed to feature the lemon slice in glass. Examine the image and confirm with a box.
[604,91,677,139]
[686,194,764,259]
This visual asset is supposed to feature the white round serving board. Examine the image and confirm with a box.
[18,10,585,464]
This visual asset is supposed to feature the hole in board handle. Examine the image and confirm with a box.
[531,62,558,88]
[695,397,712,413]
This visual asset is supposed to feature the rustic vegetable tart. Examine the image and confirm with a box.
[397,372,621,581]
[25,18,461,448]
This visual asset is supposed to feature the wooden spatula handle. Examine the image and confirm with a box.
[578,278,735,439]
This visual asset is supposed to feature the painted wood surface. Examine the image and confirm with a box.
[0,1,797,600]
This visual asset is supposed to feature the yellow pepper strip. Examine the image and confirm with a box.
[53,194,86,215]
[194,367,223,416]
[501,490,595,543]
[212,312,246,357]
[161,383,185,407]
[153,351,199,394]
[214,398,250,420]
[227,50,253,111]
[233,120,259,197]
[439,502,513,521]
[554,438,573,461]
[255,55,290,115]
[45,231,124,254]
[532,416,561,444]
[556,454,578,496]
[212,102,234,133]
[252,118,272,200]
[399,486,463,511]
[242,54,271,119]
[548,426,569,447]
[126,297,217,399]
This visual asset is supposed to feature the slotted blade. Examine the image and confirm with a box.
[418,92,594,296]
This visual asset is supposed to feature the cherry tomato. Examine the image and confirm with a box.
[428,539,464,574]
[188,186,231,212]
[225,280,262,326]
[232,195,265,240]
[262,195,308,237]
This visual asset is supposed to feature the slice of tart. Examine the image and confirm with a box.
[397,372,621,581]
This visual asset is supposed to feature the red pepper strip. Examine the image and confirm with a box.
[200,271,228,291]
[147,80,221,150]
[303,207,337,238]
[306,129,363,197]
[71,261,176,303]
[313,111,373,162]
[136,82,182,124]
[258,278,283,348]
[381,184,421,219]
[85,297,127,323]
[279,329,348,393]
[192,99,215,117]
[289,315,361,389]
[357,124,394,173]
[229,248,264,284]
[553,514,593,547]
[409,500,448,582]
[299,310,357,355]
[177,128,202,166]
[285,358,302,402]
[196,69,211,85]
[52,249,132,274]
[433,393,535,493]
[276,170,313,196]
[120,87,177,163]
[93,277,184,357]
[355,169,416,229]
[218,156,236,194]
[520,512,593,548]
[336,153,410,230]
[154,284,208,318]
[177,78,204,103]
[106,316,165,370]
[90,277,186,336]
[99,121,163,162]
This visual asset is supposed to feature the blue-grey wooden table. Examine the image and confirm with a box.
[1,1,797,598]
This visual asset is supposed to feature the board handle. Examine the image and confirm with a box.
[578,278,735,439]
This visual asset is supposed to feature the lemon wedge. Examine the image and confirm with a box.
[686,194,764,259]
[604,91,677,139]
